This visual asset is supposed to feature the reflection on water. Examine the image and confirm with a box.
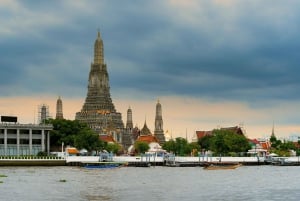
[1,166,300,201]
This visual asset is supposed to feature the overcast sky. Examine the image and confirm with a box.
[1,0,300,140]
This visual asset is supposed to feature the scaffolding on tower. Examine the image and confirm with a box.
[38,104,51,124]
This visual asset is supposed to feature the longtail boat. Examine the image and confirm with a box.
[203,163,241,170]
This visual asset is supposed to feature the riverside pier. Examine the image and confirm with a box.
[1,155,300,167]
[65,155,271,167]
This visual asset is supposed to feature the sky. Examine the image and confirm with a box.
[1,0,300,141]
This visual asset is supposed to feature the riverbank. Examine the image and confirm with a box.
[1,156,300,166]
[0,159,66,166]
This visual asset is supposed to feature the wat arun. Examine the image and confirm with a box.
[76,32,131,147]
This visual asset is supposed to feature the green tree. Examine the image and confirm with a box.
[134,141,150,154]
[280,140,296,151]
[37,151,48,157]
[74,127,104,153]
[297,140,300,156]
[270,134,283,149]
[163,138,200,156]
[162,139,176,153]
[270,139,297,157]
[199,129,251,156]
[198,135,213,151]
[46,119,104,154]
[46,119,88,147]
[210,130,228,155]
[270,134,277,145]
[188,142,201,156]
[105,143,121,154]
[174,137,191,156]
[227,132,251,153]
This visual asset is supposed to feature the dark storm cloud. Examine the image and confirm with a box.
[1,0,300,103]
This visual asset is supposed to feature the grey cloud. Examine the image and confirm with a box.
[1,0,300,105]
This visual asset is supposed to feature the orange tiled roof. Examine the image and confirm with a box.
[261,142,271,149]
[99,134,116,143]
[67,148,79,154]
[136,135,159,144]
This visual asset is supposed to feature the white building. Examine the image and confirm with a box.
[0,123,52,156]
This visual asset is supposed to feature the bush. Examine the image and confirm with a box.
[37,151,48,157]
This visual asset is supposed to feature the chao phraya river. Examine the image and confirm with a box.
[1,166,300,201]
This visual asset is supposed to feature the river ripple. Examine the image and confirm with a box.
[1,166,300,201]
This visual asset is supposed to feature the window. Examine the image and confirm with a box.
[32,139,41,145]
[20,129,29,134]
[7,138,17,144]
[32,130,42,134]
[20,139,29,144]
[7,129,17,134]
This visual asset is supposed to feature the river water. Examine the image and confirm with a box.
[1,165,300,201]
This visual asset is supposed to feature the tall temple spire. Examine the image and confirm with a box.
[56,96,63,119]
[76,31,124,136]
[94,31,104,65]
[271,121,275,136]
[154,99,165,145]
[81,31,115,113]
[126,106,133,130]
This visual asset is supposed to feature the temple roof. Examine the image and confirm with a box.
[99,134,116,143]
[140,121,152,136]
[136,135,159,144]
[196,126,245,140]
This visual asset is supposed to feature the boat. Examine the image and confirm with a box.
[203,163,241,170]
[82,161,128,169]
[270,157,300,166]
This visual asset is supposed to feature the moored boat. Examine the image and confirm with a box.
[82,162,128,169]
[203,163,241,170]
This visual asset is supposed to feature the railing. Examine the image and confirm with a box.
[0,123,53,129]
[0,156,64,160]
[174,156,265,163]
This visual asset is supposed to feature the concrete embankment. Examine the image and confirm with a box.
[1,156,299,167]
[0,159,66,166]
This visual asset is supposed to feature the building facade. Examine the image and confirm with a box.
[0,123,52,156]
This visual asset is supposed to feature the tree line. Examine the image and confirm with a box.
[46,119,298,157]
[163,129,251,156]
[46,119,120,154]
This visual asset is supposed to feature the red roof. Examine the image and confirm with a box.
[99,135,116,143]
[220,126,244,135]
[196,126,245,140]
[136,135,159,144]
[248,139,260,144]
[293,142,300,149]
[196,131,212,139]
